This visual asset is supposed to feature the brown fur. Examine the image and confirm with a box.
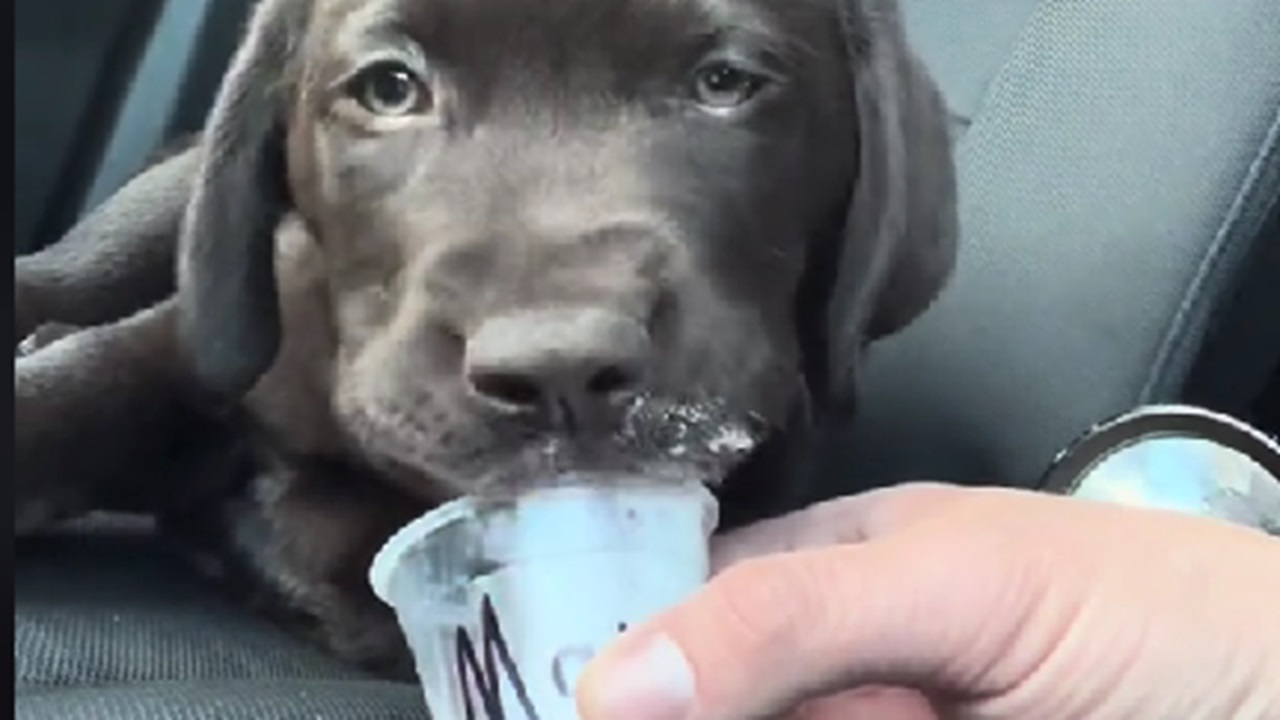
[14,0,956,678]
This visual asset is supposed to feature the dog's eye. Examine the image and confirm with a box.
[348,61,431,117]
[693,61,768,110]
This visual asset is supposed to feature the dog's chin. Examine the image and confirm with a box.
[349,393,775,503]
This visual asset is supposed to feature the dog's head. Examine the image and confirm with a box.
[177,0,956,501]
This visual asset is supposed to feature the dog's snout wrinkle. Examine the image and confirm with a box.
[463,307,650,429]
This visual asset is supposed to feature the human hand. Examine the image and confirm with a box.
[575,483,1280,720]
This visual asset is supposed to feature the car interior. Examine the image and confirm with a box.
[14,0,1279,718]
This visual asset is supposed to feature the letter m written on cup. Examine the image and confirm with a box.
[455,596,543,720]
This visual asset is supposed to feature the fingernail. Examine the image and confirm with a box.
[578,634,695,720]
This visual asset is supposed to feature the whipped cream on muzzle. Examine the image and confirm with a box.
[470,394,771,494]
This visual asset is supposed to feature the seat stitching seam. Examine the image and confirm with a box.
[1139,100,1280,402]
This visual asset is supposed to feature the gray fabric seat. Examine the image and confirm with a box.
[821,0,1280,494]
[14,0,163,255]
[15,1,1280,718]
[15,519,428,719]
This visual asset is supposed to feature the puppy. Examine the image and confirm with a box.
[14,0,957,678]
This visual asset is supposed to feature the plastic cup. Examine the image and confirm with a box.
[368,477,719,720]
[1041,404,1280,534]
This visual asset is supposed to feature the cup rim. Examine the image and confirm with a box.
[1038,403,1280,496]
[368,479,718,604]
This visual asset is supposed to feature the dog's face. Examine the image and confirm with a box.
[282,0,854,493]
[178,0,957,503]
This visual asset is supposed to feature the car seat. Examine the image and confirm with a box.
[14,1,1280,718]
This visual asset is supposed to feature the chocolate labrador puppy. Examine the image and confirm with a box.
[14,0,956,677]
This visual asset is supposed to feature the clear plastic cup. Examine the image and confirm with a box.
[368,477,718,720]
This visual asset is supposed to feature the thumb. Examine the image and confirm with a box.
[575,533,1043,720]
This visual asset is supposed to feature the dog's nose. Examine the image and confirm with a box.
[464,308,650,425]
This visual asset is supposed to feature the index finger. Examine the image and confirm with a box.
[710,482,965,572]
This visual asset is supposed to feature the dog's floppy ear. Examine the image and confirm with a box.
[176,0,311,400]
[819,0,959,408]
